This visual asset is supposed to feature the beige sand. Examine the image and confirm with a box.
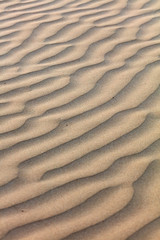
[0,0,160,239]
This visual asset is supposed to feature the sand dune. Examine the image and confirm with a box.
[0,0,160,239]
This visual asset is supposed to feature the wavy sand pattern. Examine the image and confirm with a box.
[0,0,160,239]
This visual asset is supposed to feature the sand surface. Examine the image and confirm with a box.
[0,0,160,239]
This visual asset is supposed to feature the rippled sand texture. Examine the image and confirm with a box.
[0,0,160,239]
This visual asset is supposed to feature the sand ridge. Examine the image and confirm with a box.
[0,0,160,239]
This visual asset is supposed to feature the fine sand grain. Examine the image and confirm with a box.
[0,0,160,239]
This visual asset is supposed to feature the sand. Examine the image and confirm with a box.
[0,0,160,239]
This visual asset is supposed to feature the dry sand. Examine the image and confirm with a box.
[0,0,160,239]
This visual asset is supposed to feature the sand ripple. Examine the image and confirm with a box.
[0,0,160,239]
